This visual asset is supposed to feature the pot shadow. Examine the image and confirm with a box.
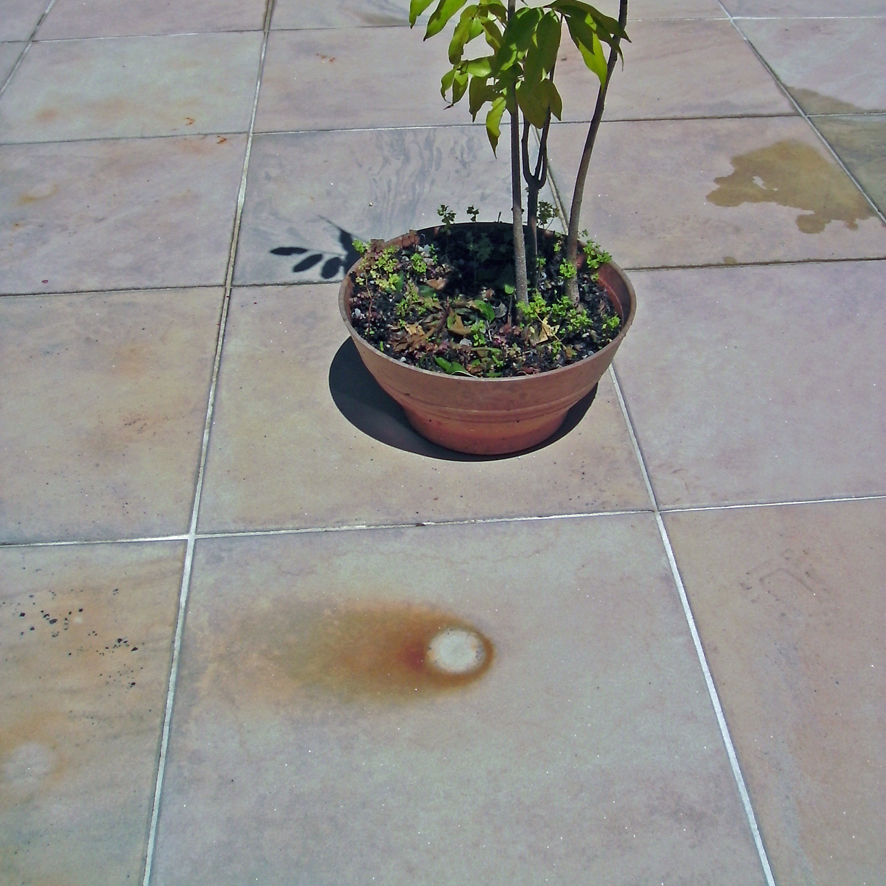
[328,339,597,462]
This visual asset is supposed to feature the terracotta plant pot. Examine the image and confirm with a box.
[338,225,636,455]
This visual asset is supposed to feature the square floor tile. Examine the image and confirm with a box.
[814,114,886,215]
[736,17,886,114]
[37,0,268,39]
[0,0,48,41]
[0,289,222,543]
[554,19,793,121]
[198,284,650,532]
[0,42,24,84]
[722,1,885,16]
[0,541,184,886]
[664,499,886,886]
[151,518,767,885]
[0,33,262,142]
[271,0,414,29]
[0,135,246,293]
[546,116,886,268]
[234,128,557,286]
[613,261,886,508]
[255,27,463,133]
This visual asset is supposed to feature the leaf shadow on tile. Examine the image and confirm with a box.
[328,338,598,461]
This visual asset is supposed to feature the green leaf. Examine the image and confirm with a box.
[492,6,542,74]
[540,77,563,120]
[449,5,482,63]
[451,68,469,104]
[564,11,607,83]
[535,12,562,74]
[516,80,548,128]
[426,0,470,39]
[409,0,437,27]
[471,300,496,321]
[464,56,492,77]
[485,94,506,153]
[468,74,494,117]
[434,356,473,375]
[440,67,456,99]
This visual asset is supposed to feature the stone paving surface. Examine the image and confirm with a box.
[1,2,884,884]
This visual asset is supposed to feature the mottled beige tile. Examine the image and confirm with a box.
[234,128,558,286]
[664,500,886,886]
[152,518,766,885]
[37,0,268,38]
[255,28,459,133]
[271,0,727,29]
[198,283,649,532]
[546,116,886,268]
[0,0,48,41]
[0,33,262,142]
[736,17,886,114]
[0,289,221,542]
[0,42,25,84]
[0,135,246,293]
[723,1,884,16]
[815,115,886,215]
[271,0,415,29]
[555,19,794,121]
[0,541,184,886]
[614,261,886,508]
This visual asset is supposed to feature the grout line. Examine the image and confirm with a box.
[610,362,777,886]
[0,0,58,96]
[720,4,886,227]
[3,493,884,551]
[140,3,276,883]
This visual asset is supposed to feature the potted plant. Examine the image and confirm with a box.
[339,0,635,455]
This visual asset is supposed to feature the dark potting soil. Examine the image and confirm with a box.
[346,224,623,378]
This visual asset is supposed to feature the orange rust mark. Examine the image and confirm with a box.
[184,116,195,125]
[214,600,494,706]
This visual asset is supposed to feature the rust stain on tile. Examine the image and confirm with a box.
[0,583,160,807]
[707,138,876,233]
[202,600,494,709]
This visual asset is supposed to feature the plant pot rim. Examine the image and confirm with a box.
[338,223,636,385]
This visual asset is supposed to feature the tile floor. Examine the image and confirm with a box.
[1,1,884,884]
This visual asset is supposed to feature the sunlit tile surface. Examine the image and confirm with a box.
[151,520,766,885]
[0,542,184,885]
[664,500,886,886]
[2,1,884,883]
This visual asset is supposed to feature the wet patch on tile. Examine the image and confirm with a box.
[736,18,886,114]
[814,115,886,215]
[545,117,886,268]
[0,542,184,886]
[0,33,262,142]
[0,289,221,542]
[664,500,886,886]
[707,138,876,233]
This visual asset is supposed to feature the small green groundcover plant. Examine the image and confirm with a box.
[347,0,630,377]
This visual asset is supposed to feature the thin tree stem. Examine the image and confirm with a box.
[565,0,628,304]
